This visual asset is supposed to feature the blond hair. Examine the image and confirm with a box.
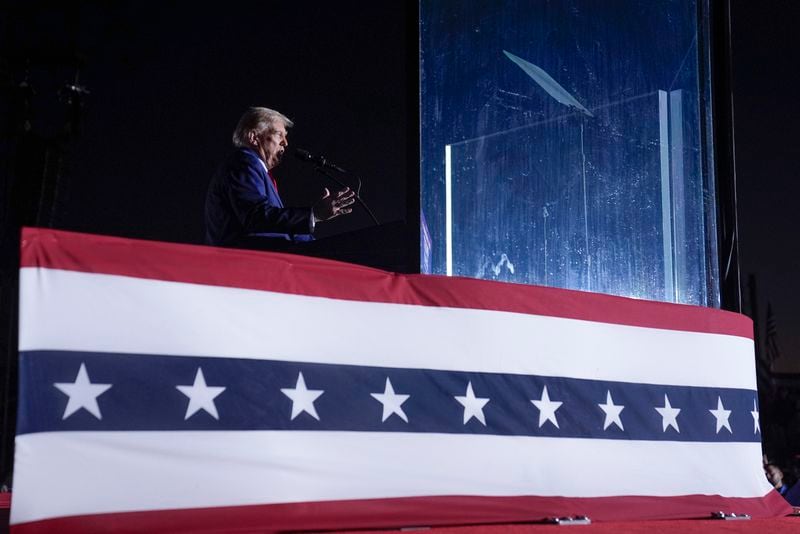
[231,107,293,147]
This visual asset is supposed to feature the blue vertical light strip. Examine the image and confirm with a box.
[445,144,453,276]
[659,90,675,302]
[669,89,687,304]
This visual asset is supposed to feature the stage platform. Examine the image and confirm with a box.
[0,491,797,534]
[345,516,800,533]
[8,229,790,532]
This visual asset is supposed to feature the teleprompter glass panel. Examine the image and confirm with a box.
[420,0,719,307]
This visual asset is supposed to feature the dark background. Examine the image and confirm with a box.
[1,0,799,480]
[732,1,800,373]
[0,0,417,484]
[1,2,413,245]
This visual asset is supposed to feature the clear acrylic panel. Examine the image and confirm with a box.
[420,0,719,307]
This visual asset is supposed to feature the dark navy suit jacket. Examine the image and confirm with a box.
[205,148,314,248]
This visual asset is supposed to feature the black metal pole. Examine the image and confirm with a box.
[709,0,742,312]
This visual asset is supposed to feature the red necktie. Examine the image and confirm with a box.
[267,171,279,195]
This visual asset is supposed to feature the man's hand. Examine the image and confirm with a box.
[313,187,356,222]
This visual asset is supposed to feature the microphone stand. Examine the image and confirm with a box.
[313,166,380,226]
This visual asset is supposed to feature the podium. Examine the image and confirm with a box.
[289,220,413,272]
[233,221,414,273]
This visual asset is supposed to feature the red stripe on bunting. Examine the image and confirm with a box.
[10,492,791,533]
[19,227,753,339]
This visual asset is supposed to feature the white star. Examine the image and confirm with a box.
[751,399,761,434]
[531,386,563,428]
[370,378,410,422]
[454,381,490,425]
[176,367,226,420]
[281,372,324,421]
[598,390,625,431]
[53,362,112,420]
[709,396,732,434]
[655,394,681,433]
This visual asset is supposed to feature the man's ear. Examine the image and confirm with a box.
[248,131,259,146]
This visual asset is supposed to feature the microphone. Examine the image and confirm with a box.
[296,148,380,225]
[295,148,348,174]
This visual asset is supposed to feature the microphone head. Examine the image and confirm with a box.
[295,148,313,161]
[294,148,345,173]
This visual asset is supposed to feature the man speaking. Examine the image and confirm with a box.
[205,107,355,249]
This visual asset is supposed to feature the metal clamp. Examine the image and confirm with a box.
[711,511,751,521]
[544,516,592,525]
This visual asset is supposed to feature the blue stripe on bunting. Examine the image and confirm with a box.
[17,350,761,443]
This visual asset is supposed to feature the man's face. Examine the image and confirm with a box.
[255,121,288,169]
[766,465,784,488]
